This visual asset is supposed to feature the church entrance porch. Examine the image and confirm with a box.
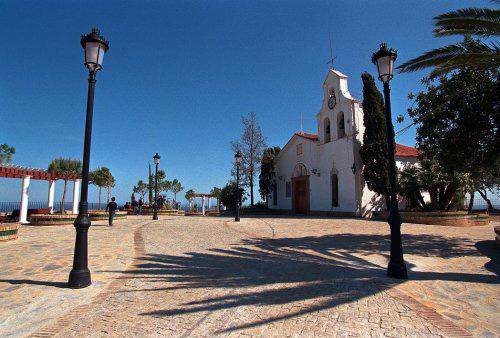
[292,175,309,214]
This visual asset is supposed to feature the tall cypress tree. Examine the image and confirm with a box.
[359,72,390,208]
[148,163,154,204]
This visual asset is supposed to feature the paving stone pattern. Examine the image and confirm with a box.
[1,216,498,337]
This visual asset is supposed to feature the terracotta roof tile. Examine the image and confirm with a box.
[295,132,319,141]
[395,144,419,158]
[293,132,418,158]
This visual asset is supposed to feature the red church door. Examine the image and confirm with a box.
[292,176,309,214]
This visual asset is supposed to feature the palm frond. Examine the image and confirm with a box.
[433,8,500,37]
[397,39,499,74]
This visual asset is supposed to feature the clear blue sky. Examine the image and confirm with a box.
[0,0,487,205]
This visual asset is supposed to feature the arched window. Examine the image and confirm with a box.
[337,112,345,139]
[331,174,339,206]
[293,163,308,177]
[324,118,331,143]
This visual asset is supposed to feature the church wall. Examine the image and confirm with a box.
[310,137,358,213]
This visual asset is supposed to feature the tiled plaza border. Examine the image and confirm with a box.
[28,220,152,338]
[224,220,474,338]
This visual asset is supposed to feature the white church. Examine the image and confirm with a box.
[268,69,418,217]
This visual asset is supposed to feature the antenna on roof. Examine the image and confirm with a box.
[300,112,304,133]
[326,32,336,70]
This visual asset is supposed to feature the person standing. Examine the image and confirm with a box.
[131,196,138,215]
[105,197,118,226]
[138,198,143,215]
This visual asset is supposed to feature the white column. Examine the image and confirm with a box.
[208,197,211,210]
[202,196,206,216]
[48,180,55,214]
[19,176,31,224]
[72,179,81,215]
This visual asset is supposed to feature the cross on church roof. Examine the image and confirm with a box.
[326,32,336,70]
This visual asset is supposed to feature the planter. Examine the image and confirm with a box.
[88,211,128,221]
[372,211,490,227]
[0,223,20,241]
[28,214,77,225]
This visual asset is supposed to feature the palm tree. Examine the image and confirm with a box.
[398,6,500,77]
[90,167,107,209]
[0,144,15,164]
[170,179,184,206]
[210,187,222,212]
[185,189,195,211]
[48,158,82,214]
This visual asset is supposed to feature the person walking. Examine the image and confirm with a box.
[105,197,119,226]
[138,198,143,215]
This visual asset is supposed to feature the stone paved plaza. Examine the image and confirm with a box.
[0,216,498,337]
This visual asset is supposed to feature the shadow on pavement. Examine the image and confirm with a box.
[113,232,498,333]
[0,279,67,288]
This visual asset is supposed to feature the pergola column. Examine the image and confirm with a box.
[48,180,55,214]
[72,179,81,215]
[208,197,211,210]
[202,196,206,216]
[19,176,31,224]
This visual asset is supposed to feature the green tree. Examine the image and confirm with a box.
[398,6,500,77]
[90,167,113,209]
[359,72,390,209]
[210,187,222,211]
[104,172,115,203]
[133,180,148,202]
[408,68,499,211]
[220,181,246,212]
[0,144,15,164]
[160,180,172,197]
[185,189,195,211]
[231,111,267,207]
[259,146,281,205]
[170,178,184,205]
[48,158,82,214]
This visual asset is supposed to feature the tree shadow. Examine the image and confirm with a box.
[114,233,498,333]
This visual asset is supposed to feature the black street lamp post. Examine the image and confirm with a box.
[234,151,242,222]
[68,28,109,288]
[372,43,408,279]
[153,153,160,220]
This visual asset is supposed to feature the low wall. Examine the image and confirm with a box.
[0,223,19,241]
[29,214,77,226]
[126,209,185,216]
[373,211,490,227]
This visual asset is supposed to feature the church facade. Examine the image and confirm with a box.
[268,69,418,217]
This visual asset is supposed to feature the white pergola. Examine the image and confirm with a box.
[0,164,81,224]
[192,193,217,215]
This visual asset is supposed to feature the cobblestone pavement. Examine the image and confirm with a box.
[0,216,155,337]
[39,216,497,338]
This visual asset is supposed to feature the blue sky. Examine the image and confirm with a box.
[0,0,488,205]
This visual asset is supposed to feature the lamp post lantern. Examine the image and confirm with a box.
[68,28,109,289]
[234,151,242,222]
[153,153,160,220]
[372,43,408,279]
